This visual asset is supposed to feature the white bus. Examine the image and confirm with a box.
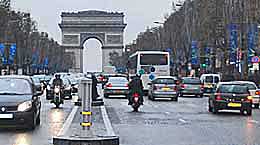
[128,51,170,91]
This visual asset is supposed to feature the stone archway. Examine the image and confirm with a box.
[82,38,102,73]
[59,10,127,73]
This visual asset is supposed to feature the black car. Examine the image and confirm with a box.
[46,77,72,100]
[208,82,252,115]
[0,75,41,129]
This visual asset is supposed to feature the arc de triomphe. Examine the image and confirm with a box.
[59,10,127,72]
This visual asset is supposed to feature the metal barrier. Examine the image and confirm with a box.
[79,78,92,130]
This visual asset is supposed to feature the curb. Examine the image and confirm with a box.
[53,136,119,145]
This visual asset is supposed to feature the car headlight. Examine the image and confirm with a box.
[66,86,71,90]
[47,85,51,90]
[18,101,32,112]
[54,87,60,93]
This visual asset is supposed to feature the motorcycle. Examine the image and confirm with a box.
[131,92,141,112]
[52,85,63,108]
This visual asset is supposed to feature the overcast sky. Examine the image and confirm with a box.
[11,0,177,44]
[11,0,178,72]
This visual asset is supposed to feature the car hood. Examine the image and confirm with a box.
[0,95,32,106]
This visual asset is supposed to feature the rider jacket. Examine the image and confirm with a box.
[53,78,63,87]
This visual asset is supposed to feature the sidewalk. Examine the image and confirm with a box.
[53,105,119,145]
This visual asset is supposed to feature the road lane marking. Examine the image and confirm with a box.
[179,118,187,123]
[57,106,79,136]
[249,120,259,124]
[101,105,116,136]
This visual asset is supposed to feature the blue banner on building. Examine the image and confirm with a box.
[8,44,16,64]
[191,41,199,65]
[248,24,258,63]
[0,43,4,57]
[228,24,238,64]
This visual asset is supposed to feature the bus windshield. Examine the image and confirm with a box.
[140,54,168,65]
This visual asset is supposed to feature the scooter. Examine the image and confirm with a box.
[132,92,141,112]
[52,85,63,108]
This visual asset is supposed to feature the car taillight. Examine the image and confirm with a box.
[173,86,177,91]
[133,93,139,97]
[106,83,112,87]
[215,93,222,101]
[181,84,186,89]
[256,91,260,95]
[201,84,204,89]
[125,84,128,87]
[246,96,253,102]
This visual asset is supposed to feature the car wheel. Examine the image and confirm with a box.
[172,97,178,102]
[150,94,155,101]
[104,94,109,98]
[247,109,252,116]
[212,105,218,114]
[28,113,37,130]
[36,112,40,125]
[254,104,259,109]
[208,104,213,112]
[199,94,203,98]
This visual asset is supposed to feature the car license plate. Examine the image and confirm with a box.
[0,114,13,119]
[162,87,170,91]
[228,103,241,107]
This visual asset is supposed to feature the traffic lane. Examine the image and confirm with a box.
[105,96,260,145]
[0,93,74,145]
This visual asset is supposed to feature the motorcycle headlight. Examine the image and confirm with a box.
[18,101,32,112]
[54,87,60,93]
[47,85,51,90]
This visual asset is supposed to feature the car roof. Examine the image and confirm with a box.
[0,75,33,83]
[232,81,256,84]
[201,74,220,77]
[155,76,177,80]
[218,81,249,85]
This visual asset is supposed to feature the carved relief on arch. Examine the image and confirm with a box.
[80,33,105,47]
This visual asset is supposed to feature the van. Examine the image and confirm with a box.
[200,74,221,96]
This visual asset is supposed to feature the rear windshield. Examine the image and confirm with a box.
[108,77,128,83]
[183,78,201,84]
[218,84,248,94]
[153,78,175,84]
[205,76,213,83]
[243,83,257,90]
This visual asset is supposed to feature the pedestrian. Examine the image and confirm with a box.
[91,74,99,101]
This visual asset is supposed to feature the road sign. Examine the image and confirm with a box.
[139,69,145,75]
[149,73,155,80]
[251,56,260,63]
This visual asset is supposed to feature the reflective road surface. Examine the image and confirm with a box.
[0,93,74,145]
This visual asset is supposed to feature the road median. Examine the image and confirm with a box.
[53,104,119,145]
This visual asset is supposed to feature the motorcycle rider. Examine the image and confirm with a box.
[53,74,63,87]
[128,74,144,105]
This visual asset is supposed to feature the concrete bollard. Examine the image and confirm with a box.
[79,78,92,131]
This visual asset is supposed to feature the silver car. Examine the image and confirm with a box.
[148,76,179,101]
[103,77,129,98]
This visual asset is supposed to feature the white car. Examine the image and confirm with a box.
[234,81,260,109]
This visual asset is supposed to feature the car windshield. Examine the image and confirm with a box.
[205,76,213,83]
[218,84,248,94]
[153,78,175,84]
[0,78,32,94]
[242,83,257,90]
[183,78,201,84]
[108,77,128,83]
[32,77,41,84]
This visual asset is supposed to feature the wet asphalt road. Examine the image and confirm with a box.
[104,96,260,145]
[0,93,74,145]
